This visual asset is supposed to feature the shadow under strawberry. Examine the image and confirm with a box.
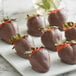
[41,26,66,51]
[0,18,18,44]
[27,14,46,37]
[11,34,35,58]
[29,47,50,73]
[57,40,76,65]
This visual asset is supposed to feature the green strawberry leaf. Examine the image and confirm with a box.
[37,4,46,9]
[42,0,51,9]
[64,22,74,29]
[37,0,52,11]
[37,0,61,12]
[10,34,27,44]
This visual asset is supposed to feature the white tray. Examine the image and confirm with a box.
[0,1,76,76]
[0,34,76,76]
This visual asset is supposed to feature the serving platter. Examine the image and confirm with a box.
[0,39,76,76]
[0,19,76,76]
[0,0,76,76]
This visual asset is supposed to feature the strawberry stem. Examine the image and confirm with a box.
[37,0,60,12]
[55,40,76,47]
[39,26,58,32]
[39,27,46,32]
[27,15,30,19]
[47,26,58,29]
[64,22,74,30]
[10,34,28,44]
[27,14,40,19]
[50,0,57,10]
[31,47,45,57]
[57,40,76,52]
[0,17,16,24]
[37,0,52,12]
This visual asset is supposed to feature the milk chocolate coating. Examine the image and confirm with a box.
[0,22,18,44]
[14,35,35,58]
[65,28,76,41]
[41,29,66,51]
[27,15,46,37]
[48,10,66,31]
[29,49,50,73]
[58,44,76,64]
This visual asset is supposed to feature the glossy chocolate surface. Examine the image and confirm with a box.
[41,29,66,51]
[27,15,46,37]
[48,10,66,31]
[29,49,50,73]
[65,28,76,41]
[14,35,35,58]
[0,22,18,44]
[58,44,76,64]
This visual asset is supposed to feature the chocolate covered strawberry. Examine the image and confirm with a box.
[0,18,18,44]
[64,22,76,41]
[29,47,50,73]
[57,40,76,64]
[41,26,66,51]
[27,14,46,37]
[37,0,66,31]
[11,34,35,58]
[48,9,66,31]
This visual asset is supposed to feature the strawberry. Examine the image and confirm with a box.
[0,18,18,44]
[48,9,66,31]
[27,14,46,37]
[11,34,35,58]
[64,22,76,41]
[57,40,76,64]
[29,47,50,73]
[41,26,66,51]
[36,0,66,31]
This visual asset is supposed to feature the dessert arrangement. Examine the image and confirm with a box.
[0,0,76,75]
